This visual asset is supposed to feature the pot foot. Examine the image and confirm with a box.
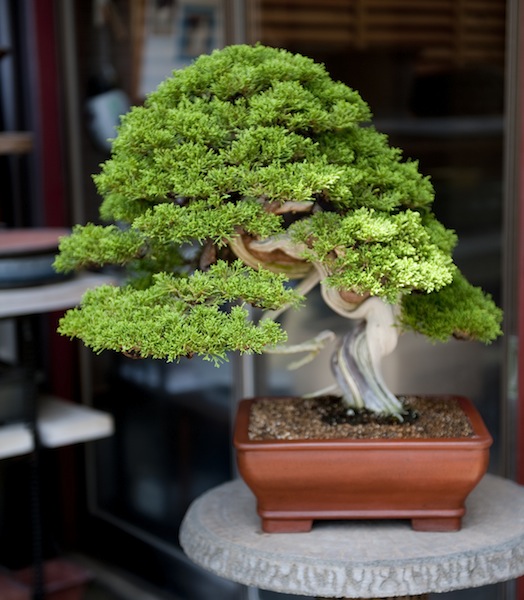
[262,518,313,533]
[411,516,462,532]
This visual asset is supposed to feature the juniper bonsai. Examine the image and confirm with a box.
[54,43,502,419]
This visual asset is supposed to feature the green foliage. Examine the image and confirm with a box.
[54,43,502,363]
[132,200,282,245]
[318,129,435,212]
[88,43,436,225]
[399,271,503,343]
[53,224,145,272]
[290,208,455,301]
[58,260,300,362]
[145,260,303,311]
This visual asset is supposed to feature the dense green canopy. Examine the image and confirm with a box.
[54,43,502,363]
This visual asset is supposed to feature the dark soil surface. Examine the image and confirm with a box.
[248,395,474,440]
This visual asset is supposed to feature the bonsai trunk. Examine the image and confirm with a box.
[326,294,405,418]
[242,233,405,418]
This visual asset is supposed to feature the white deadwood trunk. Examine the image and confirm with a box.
[240,234,405,418]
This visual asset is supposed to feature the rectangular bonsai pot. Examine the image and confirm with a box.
[233,395,492,533]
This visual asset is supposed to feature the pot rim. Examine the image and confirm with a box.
[233,395,493,451]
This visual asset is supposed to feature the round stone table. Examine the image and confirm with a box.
[179,474,524,599]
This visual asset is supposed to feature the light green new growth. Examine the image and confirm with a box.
[290,208,456,302]
[54,43,502,366]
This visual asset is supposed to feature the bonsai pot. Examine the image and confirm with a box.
[234,395,492,533]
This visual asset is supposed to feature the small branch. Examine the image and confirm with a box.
[266,329,336,369]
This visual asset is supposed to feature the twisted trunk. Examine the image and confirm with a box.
[327,296,404,418]
[232,232,405,418]
[318,265,404,418]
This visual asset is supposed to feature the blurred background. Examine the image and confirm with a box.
[0,1,522,599]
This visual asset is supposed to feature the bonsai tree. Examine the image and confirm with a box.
[54,43,502,420]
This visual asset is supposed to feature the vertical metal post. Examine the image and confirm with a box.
[56,0,85,225]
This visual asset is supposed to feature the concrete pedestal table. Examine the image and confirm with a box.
[179,474,524,599]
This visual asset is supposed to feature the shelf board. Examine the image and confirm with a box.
[0,396,114,459]
[0,132,33,155]
[38,396,114,448]
[0,422,33,459]
[0,272,116,318]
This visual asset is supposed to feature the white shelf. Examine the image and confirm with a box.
[0,272,116,318]
[0,396,114,459]
[0,272,116,458]
[38,396,114,448]
[0,423,33,459]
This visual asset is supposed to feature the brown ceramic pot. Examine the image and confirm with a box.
[233,396,492,533]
